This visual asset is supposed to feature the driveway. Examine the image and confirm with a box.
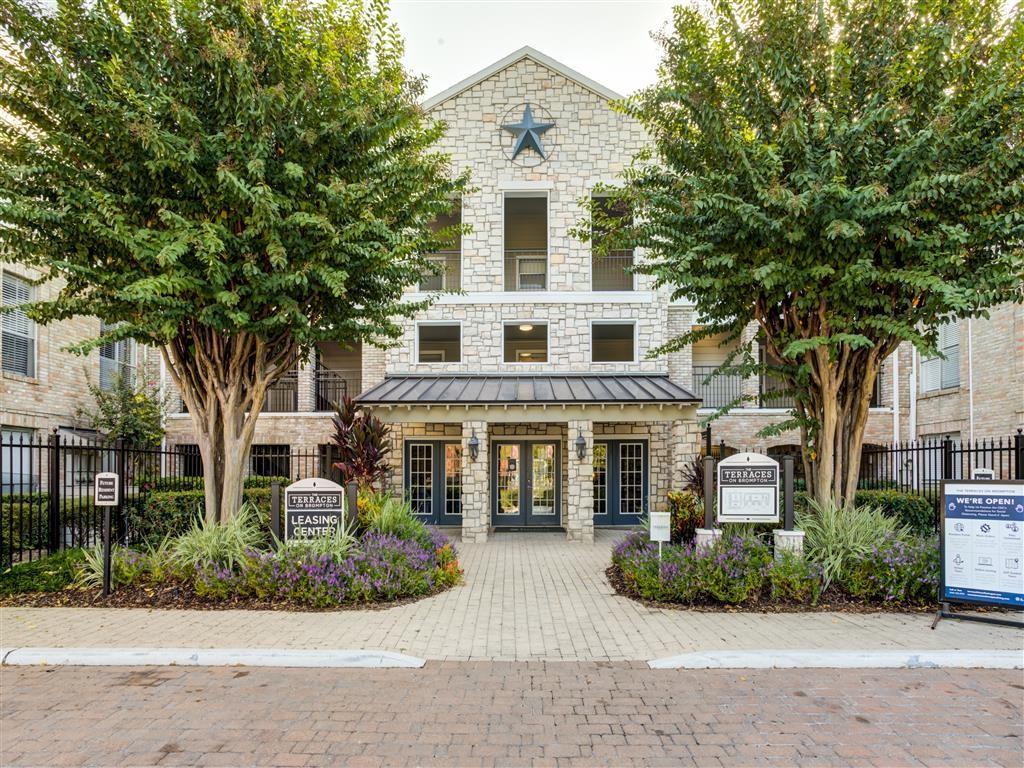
[2,530,1021,661]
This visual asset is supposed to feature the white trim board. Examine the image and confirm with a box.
[422,46,623,111]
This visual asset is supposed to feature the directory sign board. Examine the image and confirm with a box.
[941,480,1024,608]
[93,472,119,507]
[649,512,671,543]
[717,453,779,523]
[284,478,345,540]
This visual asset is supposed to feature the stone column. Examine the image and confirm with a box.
[741,321,760,408]
[297,356,315,412]
[671,418,700,490]
[461,420,489,543]
[566,419,594,543]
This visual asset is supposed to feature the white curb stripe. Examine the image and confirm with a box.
[647,649,1024,669]
[0,647,425,668]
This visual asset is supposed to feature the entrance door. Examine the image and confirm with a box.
[592,440,648,525]
[492,441,560,527]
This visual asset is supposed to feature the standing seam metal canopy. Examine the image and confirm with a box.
[357,374,700,406]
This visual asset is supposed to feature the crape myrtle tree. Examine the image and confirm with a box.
[0,0,467,521]
[589,0,1023,507]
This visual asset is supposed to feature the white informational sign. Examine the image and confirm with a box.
[649,512,671,543]
[941,480,1024,608]
[93,472,119,507]
[717,452,779,523]
[971,467,996,480]
[284,477,346,540]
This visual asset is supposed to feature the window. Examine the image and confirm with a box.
[251,444,290,479]
[2,274,35,377]
[920,321,960,392]
[504,194,547,291]
[99,321,135,390]
[175,443,203,477]
[504,323,548,363]
[591,196,634,291]
[420,201,462,291]
[417,323,462,363]
[1,427,38,493]
[592,322,635,362]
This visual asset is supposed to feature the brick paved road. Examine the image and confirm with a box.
[3,532,1021,661]
[2,664,1021,767]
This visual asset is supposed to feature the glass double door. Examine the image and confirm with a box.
[593,440,648,525]
[492,441,560,527]
[405,441,463,525]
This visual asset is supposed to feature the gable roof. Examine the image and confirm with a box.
[421,46,623,111]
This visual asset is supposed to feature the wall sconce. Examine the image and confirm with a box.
[468,430,480,461]
[574,432,587,460]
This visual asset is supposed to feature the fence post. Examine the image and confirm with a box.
[1015,429,1024,481]
[270,482,282,543]
[702,455,715,529]
[942,437,954,480]
[783,455,795,531]
[703,426,711,456]
[116,439,128,544]
[47,429,60,554]
[346,480,359,531]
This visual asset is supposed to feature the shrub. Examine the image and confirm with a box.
[144,475,288,493]
[129,487,271,543]
[766,551,822,604]
[0,548,85,595]
[667,491,703,545]
[362,492,431,549]
[797,499,908,590]
[74,538,178,589]
[277,523,359,562]
[172,502,265,570]
[843,533,939,603]
[331,396,391,488]
[854,490,935,534]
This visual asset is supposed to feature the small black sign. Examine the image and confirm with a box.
[284,486,344,539]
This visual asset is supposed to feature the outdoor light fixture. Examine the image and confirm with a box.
[518,324,534,332]
[468,430,480,461]
[575,432,587,460]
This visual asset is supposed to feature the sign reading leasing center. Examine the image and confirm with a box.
[284,478,346,540]
[717,452,779,524]
[941,480,1024,608]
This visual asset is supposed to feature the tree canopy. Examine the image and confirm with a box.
[592,0,1023,504]
[0,0,466,519]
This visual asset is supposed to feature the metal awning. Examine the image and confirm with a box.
[357,374,700,406]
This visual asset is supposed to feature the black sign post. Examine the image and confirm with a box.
[284,478,346,540]
[93,472,119,597]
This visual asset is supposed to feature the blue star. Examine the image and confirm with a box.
[502,104,555,160]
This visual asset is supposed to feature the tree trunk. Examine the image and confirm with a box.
[161,326,295,523]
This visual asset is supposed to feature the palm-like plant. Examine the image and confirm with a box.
[331,396,391,489]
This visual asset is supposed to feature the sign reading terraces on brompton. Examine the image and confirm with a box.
[717,452,780,523]
[284,478,346,540]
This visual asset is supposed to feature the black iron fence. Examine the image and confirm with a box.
[1,433,343,567]
[860,433,1023,492]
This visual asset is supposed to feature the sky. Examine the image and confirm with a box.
[389,0,678,99]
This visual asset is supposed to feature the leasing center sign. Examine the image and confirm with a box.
[284,478,346,540]
[717,452,779,523]
[941,480,1024,608]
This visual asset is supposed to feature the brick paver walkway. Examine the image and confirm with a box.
[2,531,1021,660]
[3,664,1022,767]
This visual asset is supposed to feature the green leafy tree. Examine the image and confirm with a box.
[589,0,1023,506]
[79,373,166,446]
[0,0,466,521]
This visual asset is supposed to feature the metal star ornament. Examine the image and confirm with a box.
[502,104,555,160]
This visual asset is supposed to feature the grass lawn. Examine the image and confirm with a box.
[1,549,84,596]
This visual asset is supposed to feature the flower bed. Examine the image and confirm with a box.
[1,494,462,610]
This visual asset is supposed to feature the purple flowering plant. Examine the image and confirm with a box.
[843,532,938,603]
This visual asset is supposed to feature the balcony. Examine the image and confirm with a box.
[315,368,362,411]
[419,250,461,292]
[263,371,299,412]
[592,250,634,291]
[504,249,547,291]
[692,365,743,409]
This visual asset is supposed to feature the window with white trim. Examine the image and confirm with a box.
[504,322,548,363]
[99,320,136,390]
[417,323,461,363]
[1,274,35,377]
[920,321,960,393]
[592,322,635,362]
[504,194,548,291]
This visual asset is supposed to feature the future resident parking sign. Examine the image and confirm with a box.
[941,480,1024,608]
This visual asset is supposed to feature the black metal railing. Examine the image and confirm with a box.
[315,368,361,411]
[692,365,744,409]
[504,249,547,291]
[592,250,634,291]
[263,372,299,412]
[419,250,461,292]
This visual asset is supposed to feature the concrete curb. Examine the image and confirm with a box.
[0,647,426,668]
[647,649,1024,669]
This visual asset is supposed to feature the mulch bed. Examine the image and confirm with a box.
[607,564,955,614]
[0,580,456,612]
